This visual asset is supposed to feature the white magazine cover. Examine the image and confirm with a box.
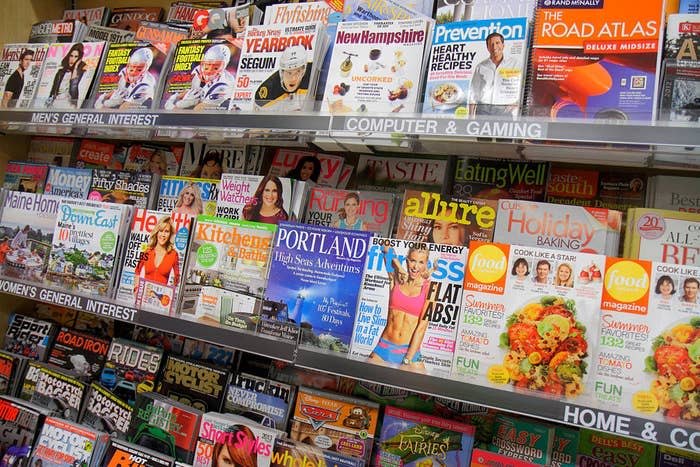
[264,1,339,25]
[0,43,48,108]
[229,21,327,112]
[648,175,700,212]
[216,174,293,223]
[423,18,528,118]
[33,41,106,109]
[349,236,468,377]
[321,18,430,114]
[343,0,434,20]
[180,143,247,178]
[62,7,109,27]
[435,0,535,24]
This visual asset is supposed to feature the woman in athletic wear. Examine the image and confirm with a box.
[333,192,363,230]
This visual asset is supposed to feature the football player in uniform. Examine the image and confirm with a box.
[95,47,156,109]
[165,44,234,111]
[254,45,311,112]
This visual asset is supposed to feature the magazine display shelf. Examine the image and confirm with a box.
[0,274,296,362]
[296,344,700,454]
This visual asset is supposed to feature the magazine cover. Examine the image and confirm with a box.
[116,209,193,310]
[527,0,665,121]
[45,166,92,199]
[355,155,448,193]
[488,414,554,465]
[31,417,107,467]
[3,314,56,362]
[101,439,175,467]
[123,143,184,177]
[551,426,578,467]
[0,352,19,395]
[452,158,549,201]
[576,429,657,466]
[593,258,700,419]
[63,7,109,26]
[45,199,128,297]
[157,355,229,413]
[73,311,114,339]
[376,406,476,466]
[104,338,164,406]
[657,446,700,467]
[127,392,202,464]
[89,169,157,209]
[80,382,133,438]
[321,18,429,114]
[435,0,535,24]
[193,412,281,467]
[108,7,163,31]
[270,438,363,467]
[267,149,344,187]
[224,378,292,431]
[27,135,76,166]
[659,59,700,122]
[493,199,622,256]
[229,21,327,112]
[260,222,372,350]
[395,190,496,246]
[349,236,468,377]
[289,386,379,463]
[133,326,185,355]
[86,25,136,43]
[343,0,432,20]
[681,0,700,13]
[160,39,241,111]
[0,191,60,284]
[33,41,105,109]
[648,175,700,212]
[73,139,129,170]
[3,161,49,193]
[625,208,700,266]
[452,241,605,400]
[47,327,110,380]
[30,366,86,421]
[229,373,293,407]
[181,216,276,331]
[167,2,228,26]
[181,339,236,367]
[303,187,395,236]
[188,5,252,41]
[0,397,45,465]
[19,361,45,401]
[157,176,220,217]
[29,20,87,43]
[93,42,167,110]
[216,174,293,223]
[0,43,48,108]
[665,14,700,61]
[135,22,189,55]
[423,17,528,118]
[180,143,247,178]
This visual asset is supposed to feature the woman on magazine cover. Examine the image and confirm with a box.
[243,175,288,224]
[285,155,321,183]
[426,204,469,247]
[369,243,435,370]
[212,425,257,467]
[554,262,574,288]
[47,43,87,109]
[333,192,364,230]
[174,182,204,216]
[655,275,676,301]
[133,216,180,296]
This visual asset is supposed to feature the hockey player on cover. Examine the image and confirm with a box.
[254,45,311,112]
[95,47,156,109]
[165,43,234,111]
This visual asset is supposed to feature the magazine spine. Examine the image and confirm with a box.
[81,40,108,110]
[522,5,540,116]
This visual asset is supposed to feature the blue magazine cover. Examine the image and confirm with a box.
[260,222,371,352]
[44,166,92,199]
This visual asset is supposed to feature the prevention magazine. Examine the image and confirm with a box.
[3,162,48,193]
[229,21,328,112]
[33,41,105,109]
[0,43,48,108]
[321,18,429,114]
[93,42,168,110]
[157,176,220,217]
[452,241,605,400]
[349,236,468,377]
[395,189,496,245]
[625,208,700,266]
[303,187,396,236]
[267,148,344,188]
[116,209,193,312]
[260,222,372,350]
[215,174,293,223]
[45,166,92,199]
[423,17,528,118]
[181,216,276,331]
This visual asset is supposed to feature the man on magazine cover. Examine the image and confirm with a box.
[165,43,234,110]
[2,49,34,108]
[682,277,699,304]
[468,31,522,117]
[95,47,156,109]
[254,45,310,112]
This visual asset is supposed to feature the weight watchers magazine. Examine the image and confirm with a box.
[216,174,293,223]
[349,236,468,377]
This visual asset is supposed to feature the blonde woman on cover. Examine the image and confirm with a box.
[333,192,364,230]
[133,216,180,295]
[369,244,436,370]
[554,263,574,288]
[174,182,204,216]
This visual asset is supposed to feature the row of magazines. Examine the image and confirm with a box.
[2,0,699,120]
[2,306,693,467]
